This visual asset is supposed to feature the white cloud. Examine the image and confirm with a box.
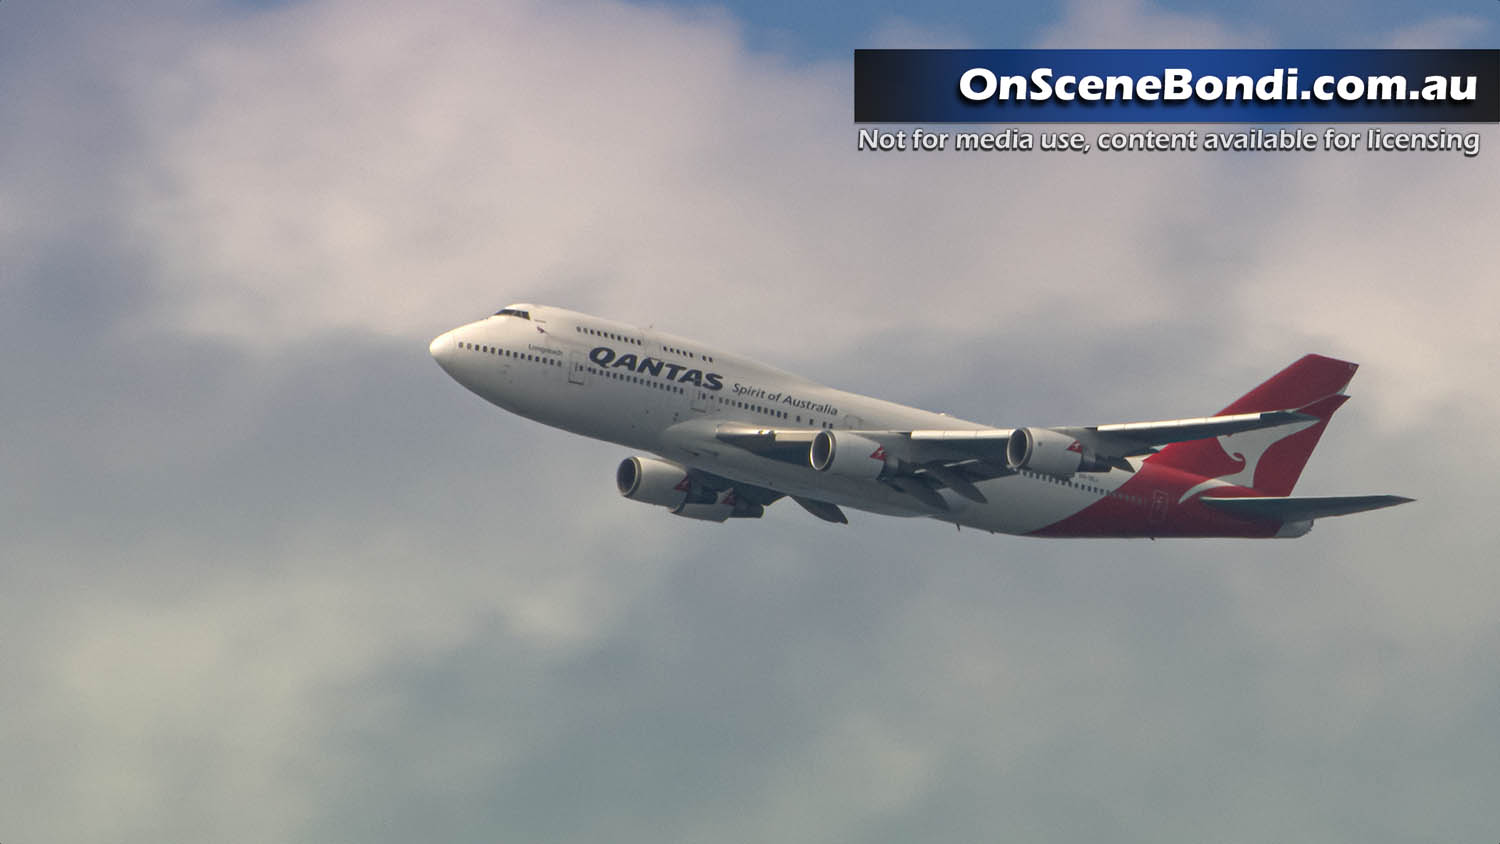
[1035,0,1272,48]
[862,16,975,50]
[104,0,1278,364]
[1384,15,1490,48]
[1235,139,1500,427]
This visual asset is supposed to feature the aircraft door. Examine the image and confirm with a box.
[1149,490,1168,525]
[568,349,587,385]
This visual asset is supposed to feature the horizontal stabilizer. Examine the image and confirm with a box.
[1200,494,1413,522]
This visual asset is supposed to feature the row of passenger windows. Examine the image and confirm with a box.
[572,325,716,363]
[459,340,561,368]
[660,343,712,363]
[585,366,686,394]
[578,363,835,428]
[720,395,787,420]
[705,393,833,428]
[576,326,640,346]
[1017,469,1145,504]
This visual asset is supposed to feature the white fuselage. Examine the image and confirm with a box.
[430,304,1145,535]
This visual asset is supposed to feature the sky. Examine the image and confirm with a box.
[1,1,1497,842]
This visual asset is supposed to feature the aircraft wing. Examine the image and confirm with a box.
[712,427,820,462]
[719,408,1315,463]
[717,425,1008,466]
[713,424,1012,508]
[1077,408,1318,453]
[712,406,1325,510]
[661,436,850,524]
[889,414,1318,494]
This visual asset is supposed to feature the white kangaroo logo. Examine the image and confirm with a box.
[1178,418,1318,503]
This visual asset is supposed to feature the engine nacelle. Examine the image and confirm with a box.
[673,500,733,522]
[809,431,891,480]
[616,456,764,521]
[1275,520,1313,538]
[673,491,765,522]
[1005,427,1110,477]
[617,455,695,508]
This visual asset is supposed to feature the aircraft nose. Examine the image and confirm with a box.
[429,330,457,371]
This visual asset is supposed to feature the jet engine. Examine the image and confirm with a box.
[1005,427,1110,477]
[617,455,696,508]
[809,431,891,480]
[615,456,764,520]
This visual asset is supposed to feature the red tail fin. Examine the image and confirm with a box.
[1151,355,1358,496]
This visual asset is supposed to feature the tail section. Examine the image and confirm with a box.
[1212,354,1358,416]
[1151,354,1358,496]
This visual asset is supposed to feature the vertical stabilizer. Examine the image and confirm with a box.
[1151,355,1358,496]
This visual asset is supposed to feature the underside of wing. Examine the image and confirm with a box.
[708,403,1352,516]
[685,463,849,524]
[714,424,1011,509]
[689,467,786,507]
[713,427,819,464]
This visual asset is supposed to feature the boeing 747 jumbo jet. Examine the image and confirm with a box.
[430,304,1411,538]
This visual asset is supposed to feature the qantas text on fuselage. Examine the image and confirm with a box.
[430,304,1410,538]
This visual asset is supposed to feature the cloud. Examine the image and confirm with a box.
[862,16,975,50]
[2,1,1497,843]
[1384,15,1490,48]
[1035,0,1273,49]
[69,0,1282,366]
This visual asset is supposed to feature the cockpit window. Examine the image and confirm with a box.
[494,308,531,319]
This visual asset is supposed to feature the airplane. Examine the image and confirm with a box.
[429,304,1411,538]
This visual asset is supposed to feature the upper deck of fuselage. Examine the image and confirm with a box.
[454,303,992,435]
[486,303,818,388]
